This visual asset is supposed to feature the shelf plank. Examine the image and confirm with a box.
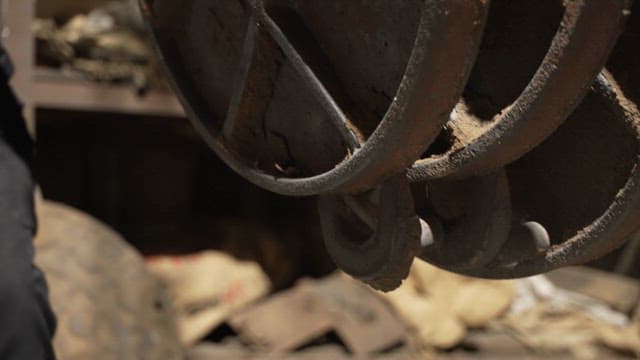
[33,77,186,118]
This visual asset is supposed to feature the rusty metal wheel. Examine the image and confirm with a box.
[141,0,488,196]
[480,73,640,278]
[408,0,632,182]
[418,72,640,278]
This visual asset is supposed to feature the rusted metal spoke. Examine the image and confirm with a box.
[222,18,282,152]
[259,10,361,150]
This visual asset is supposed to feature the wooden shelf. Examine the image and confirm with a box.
[33,68,186,118]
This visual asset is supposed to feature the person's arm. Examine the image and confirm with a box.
[0,13,57,357]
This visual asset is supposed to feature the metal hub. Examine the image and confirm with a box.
[318,175,420,291]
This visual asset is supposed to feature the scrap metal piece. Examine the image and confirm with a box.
[408,0,633,181]
[317,175,421,292]
[141,0,488,196]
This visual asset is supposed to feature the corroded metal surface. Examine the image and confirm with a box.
[476,73,640,278]
[143,0,640,289]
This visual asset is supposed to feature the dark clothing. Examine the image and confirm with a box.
[0,45,57,359]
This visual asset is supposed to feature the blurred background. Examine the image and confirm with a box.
[2,0,640,359]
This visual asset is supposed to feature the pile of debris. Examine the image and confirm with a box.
[34,201,640,359]
[33,0,168,94]
[149,252,640,359]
